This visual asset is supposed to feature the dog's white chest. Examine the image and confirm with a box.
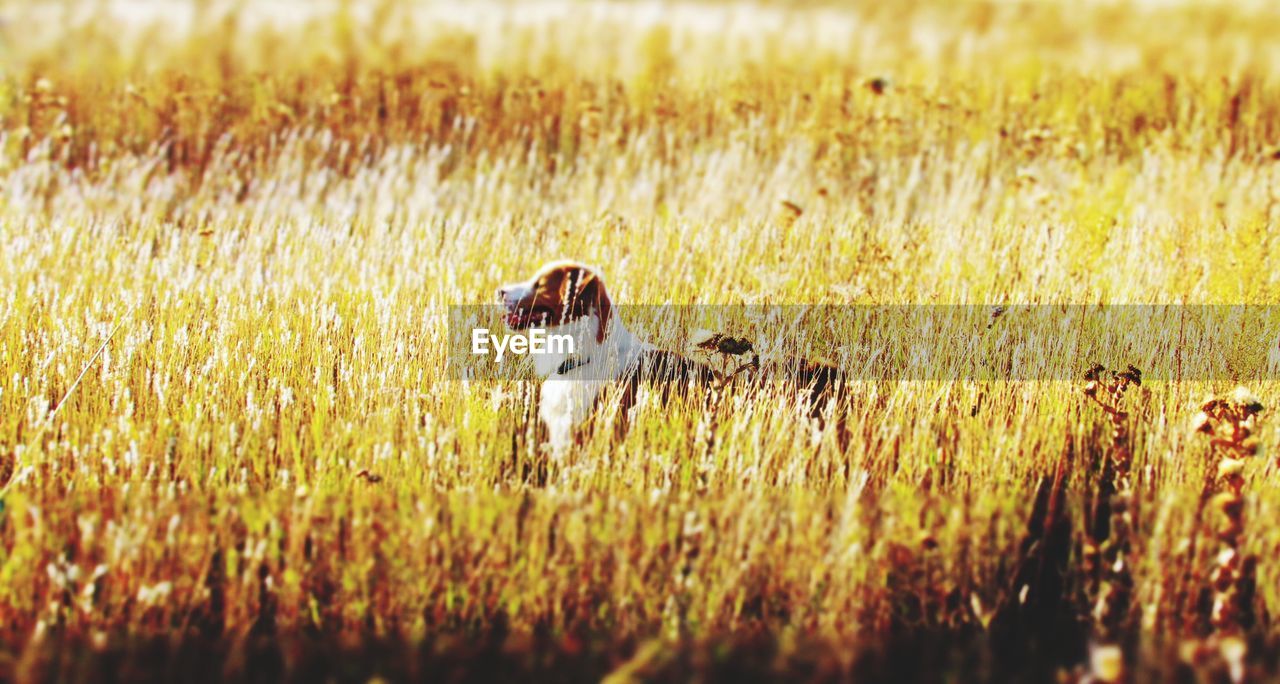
[539,377,605,455]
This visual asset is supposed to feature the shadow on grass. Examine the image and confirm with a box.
[2,621,1095,684]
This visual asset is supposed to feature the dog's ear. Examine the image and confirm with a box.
[562,267,612,344]
[588,274,612,344]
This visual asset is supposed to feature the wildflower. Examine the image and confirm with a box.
[1084,363,1106,381]
[136,581,173,605]
[1190,411,1214,435]
[1217,458,1246,480]
[779,200,803,225]
[1211,595,1234,626]
[1220,636,1247,684]
[1216,517,1244,541]
[717,336,754,356]
[1201,396,1226,414]
[1180,639,1215,666]
[1089,643,1124,683]
[1229,386,1263,414]
[1119,365,1142,386]
[1211,491,1243,516]
[690,329,719,349]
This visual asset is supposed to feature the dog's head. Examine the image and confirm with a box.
[497,260,613,343]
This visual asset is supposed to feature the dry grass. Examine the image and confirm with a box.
[1,0,1280,681]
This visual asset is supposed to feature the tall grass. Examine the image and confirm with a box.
[1,0,1279,680]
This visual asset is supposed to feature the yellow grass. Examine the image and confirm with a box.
[1,0,1279,680]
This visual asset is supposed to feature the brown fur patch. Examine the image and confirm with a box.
[512,261,612,343]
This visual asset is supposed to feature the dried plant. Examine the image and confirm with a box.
[1179,387,1266,682]
[1080,364,1142,679]
[690,329,760,384]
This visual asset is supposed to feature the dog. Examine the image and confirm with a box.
[497,259,715,457]
[498,260,851,459]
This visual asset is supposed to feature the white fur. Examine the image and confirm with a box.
[500,282,533,311]
[534,311,651,458]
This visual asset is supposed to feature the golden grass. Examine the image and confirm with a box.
[1,0,1280,680]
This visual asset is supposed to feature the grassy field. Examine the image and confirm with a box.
[2,0,1280,681]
